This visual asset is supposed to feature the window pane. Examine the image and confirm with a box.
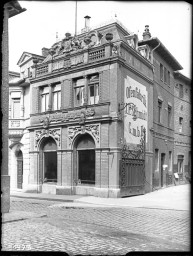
[41,95,45,112]
[90,85,94,97]
[160,64,163,81]
[164,67,167,83]
[75,87,84,106]
[95,84,99,103]
[53,92,58,110]
[45,94,49,110]
[58,91,61,109]
[13,100,20,118]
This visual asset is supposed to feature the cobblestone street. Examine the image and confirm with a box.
[2,196,190,254]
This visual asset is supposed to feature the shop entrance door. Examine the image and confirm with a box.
[17,150,23,189]
[161,153,165,187]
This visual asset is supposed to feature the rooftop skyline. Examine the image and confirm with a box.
[9,1,191,78]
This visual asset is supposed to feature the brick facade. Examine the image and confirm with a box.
[8,19,191,198]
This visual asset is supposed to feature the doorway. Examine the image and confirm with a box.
[161,153,165,187]
[16,150,23,189]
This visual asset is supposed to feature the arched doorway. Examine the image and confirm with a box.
[75,134,95,185]
[16,149,23,189]
[41,137,57,184]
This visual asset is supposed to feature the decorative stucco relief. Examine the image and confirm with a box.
[35,128,61,149]
[68,124,100,147]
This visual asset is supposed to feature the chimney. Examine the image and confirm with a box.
[81,16,91,33]
[142,25,151,40]
[84,15,91,29]
[42,47,49,57]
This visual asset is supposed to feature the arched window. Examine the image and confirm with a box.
[76,134,95,185]
[42,137,57,183]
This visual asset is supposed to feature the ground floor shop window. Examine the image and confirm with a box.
[44,152,57,183]
[78,150,95,184]
[42,137,57,183]
[75,133,96,185]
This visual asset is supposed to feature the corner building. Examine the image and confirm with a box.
[13,18,190,197]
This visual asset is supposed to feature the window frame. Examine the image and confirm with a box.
[41,86,49,113]
[160,63,164,81]
[164,67,167,84]
[179,84,184,98]
[168,105,172,128]
[179,117,183,132]
[74,78,85,107]
[88,74,99,105]
[12,98,21,119]
[52,83,61,111]
[158,100,162,123]
[167,70,170,86]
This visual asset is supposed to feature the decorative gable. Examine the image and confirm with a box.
[17,52,32,66]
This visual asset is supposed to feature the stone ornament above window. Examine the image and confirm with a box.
[68,124,100,147]
[35,128,61,149]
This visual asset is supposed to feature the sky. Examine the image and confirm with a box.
[9,1,192,78]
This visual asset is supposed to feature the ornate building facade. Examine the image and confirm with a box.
[9,17,191,197]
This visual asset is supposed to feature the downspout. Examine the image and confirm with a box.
[150,42,160,64]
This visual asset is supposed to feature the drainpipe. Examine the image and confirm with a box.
[150,42,160,64]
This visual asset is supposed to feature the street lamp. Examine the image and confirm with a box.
[118,102,137,121]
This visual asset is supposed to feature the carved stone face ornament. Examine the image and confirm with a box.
[40,116,50,129]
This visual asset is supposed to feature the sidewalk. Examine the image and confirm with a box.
[76,184,191,211]
[9,184,190,211]
[10,190,82,202]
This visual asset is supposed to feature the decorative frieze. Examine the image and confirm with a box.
[39,108,95,125]
[68,124,100,146]
[35,128,61,148]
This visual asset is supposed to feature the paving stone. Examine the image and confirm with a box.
[1,197,190,254]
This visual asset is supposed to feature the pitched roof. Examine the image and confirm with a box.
[17,52,45,66]
[138,37,183,71]
[174,71,191,84]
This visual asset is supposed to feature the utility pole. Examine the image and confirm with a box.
[75,0,77,36]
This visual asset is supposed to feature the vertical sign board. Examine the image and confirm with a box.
[124,76,148,144]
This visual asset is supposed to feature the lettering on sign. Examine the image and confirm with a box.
[40,108,95,124]
[124,76,148,144]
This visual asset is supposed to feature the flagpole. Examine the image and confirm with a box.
[75,0,77,36]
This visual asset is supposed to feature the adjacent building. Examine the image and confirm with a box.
[8,17,191,198]
[173,71,191,184]
[2,1,26,213]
